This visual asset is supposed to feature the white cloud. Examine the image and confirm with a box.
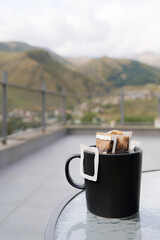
[0,0,160,57]
[97,0,160,56]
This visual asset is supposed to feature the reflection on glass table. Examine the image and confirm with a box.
[45,171,160,240]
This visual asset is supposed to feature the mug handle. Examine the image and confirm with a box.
[65,154,85,190]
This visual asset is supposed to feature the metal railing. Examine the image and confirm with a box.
[1,71,160,144]
[0,71,67,143]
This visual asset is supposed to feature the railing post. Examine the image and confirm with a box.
[157,95,160,118]
[2,71,8,144]
[62,89,66,124]
[41,83,46,131]
[120,88,125,125]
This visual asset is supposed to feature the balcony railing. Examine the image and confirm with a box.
[0,71,160,144]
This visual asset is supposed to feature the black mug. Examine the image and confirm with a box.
[65,146,142,218]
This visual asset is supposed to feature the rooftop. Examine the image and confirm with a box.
[0,131,160,239]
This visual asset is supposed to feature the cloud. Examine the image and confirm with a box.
[97,0,160,56]
[0,0,160,57]
[0,18,8,25]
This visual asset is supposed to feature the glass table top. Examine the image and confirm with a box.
[55,171,160,240]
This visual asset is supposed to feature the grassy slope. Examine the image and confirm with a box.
[0,41,71,66]
[0,45,160,123]
[79,57,160,88]
[80,97,158,123]
[0,49,105,112]
[0,50,100,93]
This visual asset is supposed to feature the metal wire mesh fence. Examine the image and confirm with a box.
[0,71,66,143]
[124,91,157,126]
[66,91,160,127]
[66,95,86,125]
[46,94,63,126]
[1,70,160,144]
[7,86,42,137]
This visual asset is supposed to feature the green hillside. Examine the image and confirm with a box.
[0,49,100,94]
[1,42,160,94]
[1,42,160,90]
[0,41,70,66]
[0,41,37,52]
[1,42,160,133]
[79,56,160,88]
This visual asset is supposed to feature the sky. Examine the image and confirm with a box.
[0,0,160,58]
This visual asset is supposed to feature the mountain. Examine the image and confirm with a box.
[0,49,100,94]
[133,52,160,69]
[67,57,92,67]
[78,56,160,88]
[0,41,38,52]
[1,41,160,93]
[45,47,69,66]
[0,41,70,66]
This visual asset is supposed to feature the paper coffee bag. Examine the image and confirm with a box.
[96,130,132,154]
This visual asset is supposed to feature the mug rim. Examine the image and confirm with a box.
[84,146,142,156]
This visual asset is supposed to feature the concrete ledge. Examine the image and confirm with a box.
[0,126,67,170]
[67,125,160,136]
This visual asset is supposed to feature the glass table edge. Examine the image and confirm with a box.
[45,169,160,240]
[45,189,83,240]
